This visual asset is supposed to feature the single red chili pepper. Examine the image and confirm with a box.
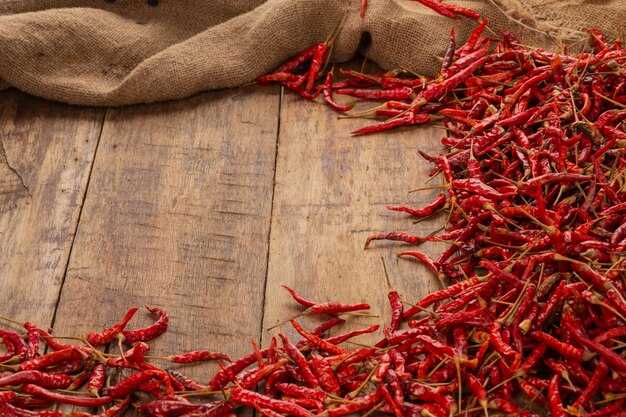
[593,325,626,343]
[3,403,63,417]
[573,360,608,408]
[121,305,169,344]
[385,281,404,334]
[534,280,566,329]
[364,231,421,248]
[85,306,139,347]
[274,45,318,74]
[322,73,353,112]
[351,113,431,136]
[585,399,626,417]
[445,45,490,77]
[106,369,166,399]
[166,369,204,391]
[305,43,328,92]
[0,370,72,389]
[530,331,586,361]
[297,318,345,350]
[334,347,377,369]
[441,26,456,72]
[275,382,327,402]
[324,324,379,346]
[22,384,112,407]
[23,323,40,360]
[238,359,288,390]
[10,396,52,409]
[404,275,483,318]
[310,353,340,395]
[387,194,447,217]
[397,251,439,275]
[336,87,414,101]
[489,322,521,369]
[327,388,383,417]
[20,347,89,371]
[466,373,488,414]
[208,348,268,390]
[412,0,456,17]
[290,320,347,355]
[378,381,403,417]
[88,363,106,395]
[256,72,302,85]
[69,397,131,417]
[308,301,370,315]
[278,333,319,388]
[415,56,490,107]
[0,330,27,359]
[230,387,314,417]
[166,350,232,364]
[456,19,489,57]
[405,381,455,412]
[282,285,316,307]
[452,178,514,200]
[548,374,567,417]
[441,2,481,19]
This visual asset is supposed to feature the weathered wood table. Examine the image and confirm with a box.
[0,78,444,413]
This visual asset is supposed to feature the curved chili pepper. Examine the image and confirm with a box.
[85,306,139,347]
[387,193,447,217]
[322,73,353,112]
[290,320,346,355]
[0,330,27,360]
[121,305,169,344]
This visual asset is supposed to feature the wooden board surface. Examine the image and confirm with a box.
[53,87,280,379]
[0,76,442,414]
[0,91,104,327]
[262,92,445,346]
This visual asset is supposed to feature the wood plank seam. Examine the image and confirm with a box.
[259,87,284,347]
[0,133,31,199]
[48,108,108,334]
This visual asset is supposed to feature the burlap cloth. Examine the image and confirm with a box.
[0,0,624,106]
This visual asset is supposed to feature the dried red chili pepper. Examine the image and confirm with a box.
[85,306,139,347]
[231,387,314,417]
[121,305,169,344]
[22,384,112,407]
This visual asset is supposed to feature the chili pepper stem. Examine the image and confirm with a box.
[346,364,378,399]
[0,316,25,326]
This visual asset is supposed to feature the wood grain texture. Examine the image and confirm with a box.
[51,87,280,388]
[0,90,104,326]
[262,91,446,346]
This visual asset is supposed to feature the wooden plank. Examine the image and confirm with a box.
[0,90,104,326]
[52,86,280,386]
[263,91,446,345]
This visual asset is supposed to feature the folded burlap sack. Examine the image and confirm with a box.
[0,0,624,106]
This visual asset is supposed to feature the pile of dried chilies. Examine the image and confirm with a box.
[247,14,626,417]
[3,7,626,417]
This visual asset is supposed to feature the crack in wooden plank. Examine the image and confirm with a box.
[0,134,31,199]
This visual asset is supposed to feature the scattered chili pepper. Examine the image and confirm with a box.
[121,305,169,344]
[85,306,139,347]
